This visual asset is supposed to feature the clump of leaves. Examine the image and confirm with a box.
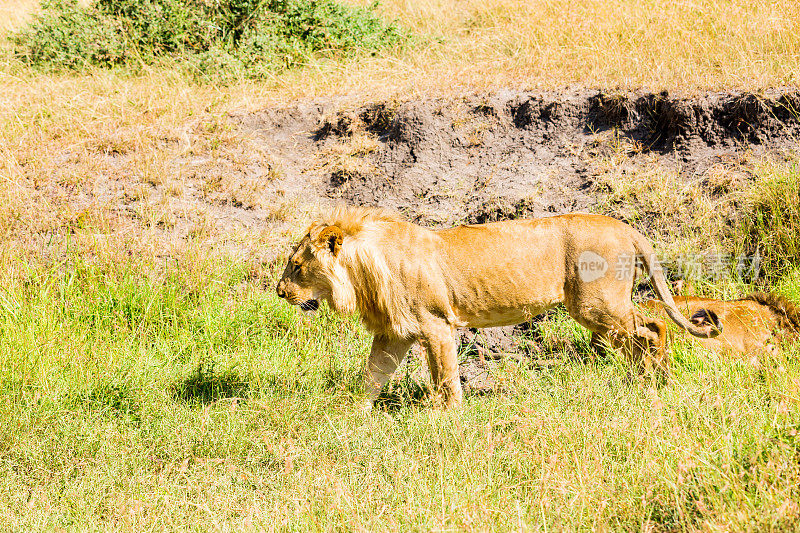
[12,0,406,80]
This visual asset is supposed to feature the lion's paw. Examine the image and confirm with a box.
[359,399,374,414]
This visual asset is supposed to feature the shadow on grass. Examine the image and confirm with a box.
[322,367,432,412]
[374,371,504,411]
[323,367,363,394]
[73,381,142,423]
[171,360,250,405]
[374,376,433,413]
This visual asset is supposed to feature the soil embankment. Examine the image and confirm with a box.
[237,89,800,226]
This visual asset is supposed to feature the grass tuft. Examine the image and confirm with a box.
[740,160,800,281]
[172,358,251,405]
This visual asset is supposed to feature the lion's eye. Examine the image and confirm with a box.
[292,261,302,273]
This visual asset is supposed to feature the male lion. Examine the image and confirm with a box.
[275,206,719,409]
[640,292,799,356]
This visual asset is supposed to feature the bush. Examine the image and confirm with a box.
[12,0,405,79]
[11,0,127,70]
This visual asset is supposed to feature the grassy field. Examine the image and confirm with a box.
[1,254,799,530]
[3,0,800,95]
[1,0,800,530]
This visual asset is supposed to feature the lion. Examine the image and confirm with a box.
[275,206,719,409]
[640,291,800,356]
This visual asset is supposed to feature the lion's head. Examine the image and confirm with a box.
[275,224,344,312]
[275,206,414,334]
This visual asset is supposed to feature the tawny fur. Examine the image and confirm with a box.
[641,291,799,356]
[277,206,719,409]
[742,292,800,332]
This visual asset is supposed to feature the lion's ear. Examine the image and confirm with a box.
[690,308,720,329]
[317,225,344,257]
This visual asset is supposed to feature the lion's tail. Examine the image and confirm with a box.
[743,292,800,332]
[632,232,721,338]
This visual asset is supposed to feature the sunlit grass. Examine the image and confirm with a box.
[0,1,798,528]
[0,254,798,529]
[3,0,800,95]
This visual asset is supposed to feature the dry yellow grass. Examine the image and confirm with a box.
[0,1,797,278]
[351,0,800,94]
[2,0,799,97]
[0,70,298,266]
[0,0,797,268]
[0,0,39,33]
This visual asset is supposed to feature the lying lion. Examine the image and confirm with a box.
[640,291,799,356]
[276,207,718,409]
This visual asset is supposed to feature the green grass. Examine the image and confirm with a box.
[1,255,799,529]
[739,159,800,283]
[593,144,800,289]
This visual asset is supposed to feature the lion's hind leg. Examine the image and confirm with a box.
[633,312,670,379]
[588,327,633,363]
[590,330,621,361]
[592,325,667,379]
[569,302,669,379]
[589,329,623,362]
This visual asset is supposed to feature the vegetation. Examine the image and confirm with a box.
[594,137,800,287]
[3,0,799,91]
[741,161,800,282]
[11,0,405,80]
[1,0,799,529]
[0,254,798,529]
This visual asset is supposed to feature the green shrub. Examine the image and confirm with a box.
[11,0,127,70]
[12,0,405,79]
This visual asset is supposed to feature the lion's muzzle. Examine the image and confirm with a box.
[276,279,319,312]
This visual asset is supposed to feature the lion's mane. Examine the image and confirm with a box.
[743,292,800,332]
[318,206,420,338]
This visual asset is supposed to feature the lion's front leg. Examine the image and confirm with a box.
[362,334,413,411]
[422,321,463,409]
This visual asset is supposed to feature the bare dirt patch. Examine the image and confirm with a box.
[237,89,800,228]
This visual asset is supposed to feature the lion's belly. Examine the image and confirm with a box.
[449,276,564,327]
[437,218,568,329]
[446,263,566,328]
[455,304,554,328]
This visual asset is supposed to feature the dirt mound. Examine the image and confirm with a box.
[238,89,800,228]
